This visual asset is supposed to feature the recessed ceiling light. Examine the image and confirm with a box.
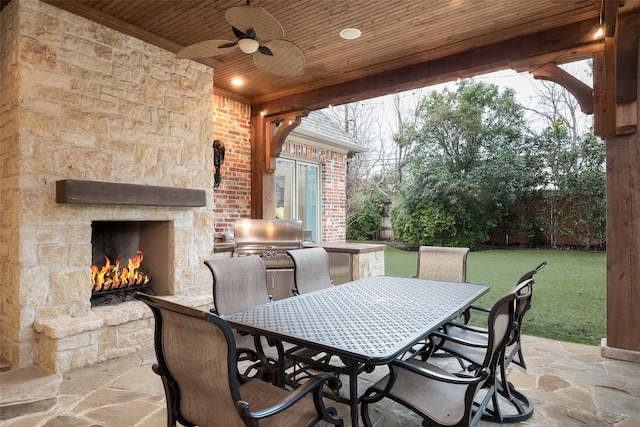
[231,78,243,86]
[340,28,361,40]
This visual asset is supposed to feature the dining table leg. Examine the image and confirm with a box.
[347,362,361,427]
[252,335,286,387]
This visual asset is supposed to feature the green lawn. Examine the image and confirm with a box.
[379,243,607,346]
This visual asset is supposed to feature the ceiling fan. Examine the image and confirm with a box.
[176,1,306,76]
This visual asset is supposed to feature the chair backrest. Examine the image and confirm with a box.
[513,262,546,329]
[516,261,547,285]
[136,292,246,427]
[287,247,333,295]
[416,246,470,282]
[481,289,522,371]
[205,256,270,315]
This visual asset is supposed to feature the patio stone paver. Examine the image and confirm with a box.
[2,336,640,427]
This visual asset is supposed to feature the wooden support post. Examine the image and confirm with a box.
[602,9,640,362]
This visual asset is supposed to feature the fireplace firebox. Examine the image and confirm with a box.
[91,220,172,304]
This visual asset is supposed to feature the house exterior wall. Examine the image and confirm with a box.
[210,107,350,243]
[280,140,347,242]
[0,0,22,371]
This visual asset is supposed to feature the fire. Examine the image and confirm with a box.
[91,250,151,292]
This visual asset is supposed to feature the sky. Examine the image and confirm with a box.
[334,61,593,169]
[353,59,593,144]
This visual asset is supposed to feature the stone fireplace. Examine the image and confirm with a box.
[0,0,227,374]
[30,180,215,373]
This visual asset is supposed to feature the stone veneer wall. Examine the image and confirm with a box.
[212,94,252,236]
[280,140,347,242]
[0,0,21,371]
[0,0,217,373]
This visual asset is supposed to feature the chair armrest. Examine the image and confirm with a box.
[392,360,489,385]
[445,321,489,335]
[236,374,338,419]
[431,329,488,349]
[467,305,490,314]
[461,304,490,324]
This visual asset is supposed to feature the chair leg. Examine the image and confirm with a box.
[152,364,179,427]
[360,389,383,427]
[480,360,534,423]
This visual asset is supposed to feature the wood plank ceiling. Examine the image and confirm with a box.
[40,0,616,109]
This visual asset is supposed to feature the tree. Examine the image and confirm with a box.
[554,130,606,248]
[391,79,533,247]
[528,62,606,248]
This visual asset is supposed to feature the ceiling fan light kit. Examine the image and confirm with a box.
[238,38,259,54]
[177,3,306,76]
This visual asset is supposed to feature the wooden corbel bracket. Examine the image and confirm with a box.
[264,110,309,173]
[531,63,594,114]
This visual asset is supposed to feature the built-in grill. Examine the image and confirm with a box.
[233,219,304,300]
[233,219,304,269]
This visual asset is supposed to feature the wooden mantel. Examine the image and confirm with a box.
[55,179,206,207]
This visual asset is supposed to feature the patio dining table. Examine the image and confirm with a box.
[222,275,489,427]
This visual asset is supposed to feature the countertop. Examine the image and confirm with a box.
[213,241,386,254]
[304,242,386,254]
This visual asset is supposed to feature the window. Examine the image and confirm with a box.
[275,158,321,242]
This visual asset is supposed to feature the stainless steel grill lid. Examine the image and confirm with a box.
[233,219,303,262]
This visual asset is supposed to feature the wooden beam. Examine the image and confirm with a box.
[249,110,308,219]
[214,86,250,105]
[252,19,602,115]
[604,0,623,38]
[531,63,594,114]
[509,44,603,73]
[604,35,618,139]
[55,180,206,207]
[616,10,640,104]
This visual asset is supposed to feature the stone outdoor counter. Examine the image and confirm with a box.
[304,242,386,284]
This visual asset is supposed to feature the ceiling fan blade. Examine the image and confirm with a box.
[231,26,249,40]
[253,39,306,76]
[225,5,284,41]
[257,46,273,56]
[218,41,238,49]
[176,39,236,60]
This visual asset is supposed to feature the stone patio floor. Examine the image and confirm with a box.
[2,335,640,427]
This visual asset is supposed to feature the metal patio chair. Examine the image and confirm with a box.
[426,274,541,422]
[136,292,343,427]
[408,245,471,358]
[287,247,334,295]
[205,256,288,383]
[360,289,521,427]
[455,262,547,371]
[205,255,322,387]
[416,245,470,282]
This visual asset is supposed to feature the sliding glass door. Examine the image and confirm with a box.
[275,158,321,241]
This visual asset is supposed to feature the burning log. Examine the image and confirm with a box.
[91,251,152,293]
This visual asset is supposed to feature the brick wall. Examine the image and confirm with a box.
[212,94,252,236]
